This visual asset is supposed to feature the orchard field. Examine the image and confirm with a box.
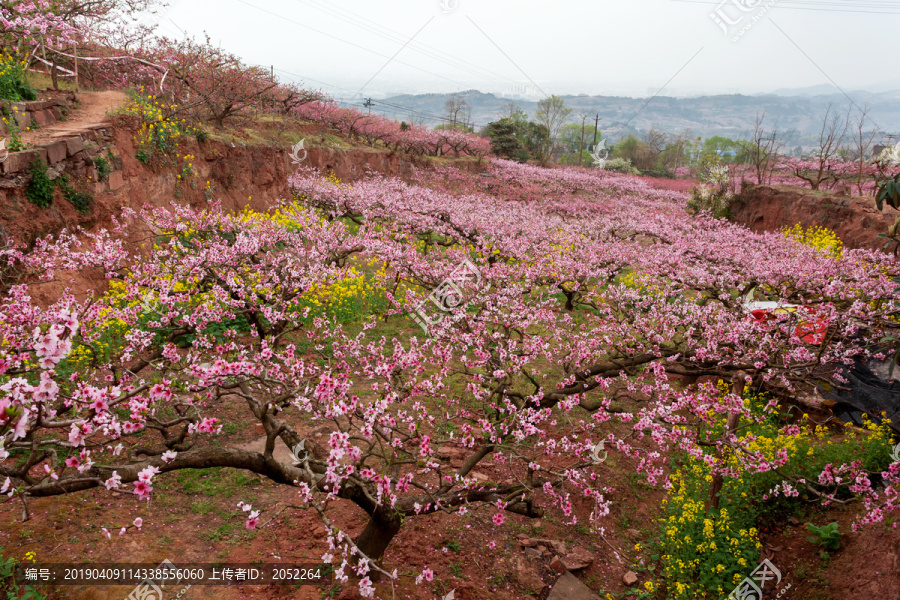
[2,150,900,599]
[2,1,900,599]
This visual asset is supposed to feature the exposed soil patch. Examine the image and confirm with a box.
[20,91,126,146]
[760,505,899,600]
[729,182,896,251]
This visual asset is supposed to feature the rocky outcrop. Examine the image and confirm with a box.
[0,93,75,137]
[547,572,601,600]
[729,182,897,252]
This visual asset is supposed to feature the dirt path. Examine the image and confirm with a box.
[21,90,126,144]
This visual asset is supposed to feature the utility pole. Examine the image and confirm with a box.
[364,98,373,113]
[578,113,587,168]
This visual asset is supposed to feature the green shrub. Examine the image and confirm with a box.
[25,159,54,208]
[687,159,733,218]
[652,383,894,599]
[55,174,93,214]
[655,458,761,600]
[483,119,521,160]
[94,154,112,182]
[603,157,640,175]
[0,53,36,101]
[17,83,37,101]
[641,167,675,179]
[687,184,730,218]
[1,106,27,152]
[0,548,48,600]
[122,93,191,163]
[806,522,840,552]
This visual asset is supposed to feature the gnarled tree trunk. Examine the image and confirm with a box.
[354,508,402,562]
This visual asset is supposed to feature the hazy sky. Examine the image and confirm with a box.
[150,0,895,100]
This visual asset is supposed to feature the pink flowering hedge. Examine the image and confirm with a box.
[294,101,491,159]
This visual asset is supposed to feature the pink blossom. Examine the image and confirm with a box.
[133,480,152,500]
[104,472,122,490]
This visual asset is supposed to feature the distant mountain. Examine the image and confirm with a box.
[769,84,843,97]
[374,90,900,146]
[869,79,900,94]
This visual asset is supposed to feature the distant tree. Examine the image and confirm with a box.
[850,104,878,194]
[483,118,521,160]
[790,103,851,190]
[483,116,549,163]
[558,123,583,154]
[434,122,473,133]
[660,131,694,171]
[558,121,603,165]
[642,128,669,170]
[520,121,551,163]
[614,135,654,171]
[703,136,739,159]
[445,93,471,128]
[498,101,525,121]
[737,112,790,185]
[535,95,571,157]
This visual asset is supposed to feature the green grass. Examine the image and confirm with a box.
[190,499,220,515]
[25,71,78,92]
[166,467,258,497]
[202,523,238,542]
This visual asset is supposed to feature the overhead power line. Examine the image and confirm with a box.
[274,68,484,128]
[290,0,525,91]
[234,0,472,89]
[672,0,900,15]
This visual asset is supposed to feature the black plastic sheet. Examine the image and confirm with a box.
[820,358,900,435]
